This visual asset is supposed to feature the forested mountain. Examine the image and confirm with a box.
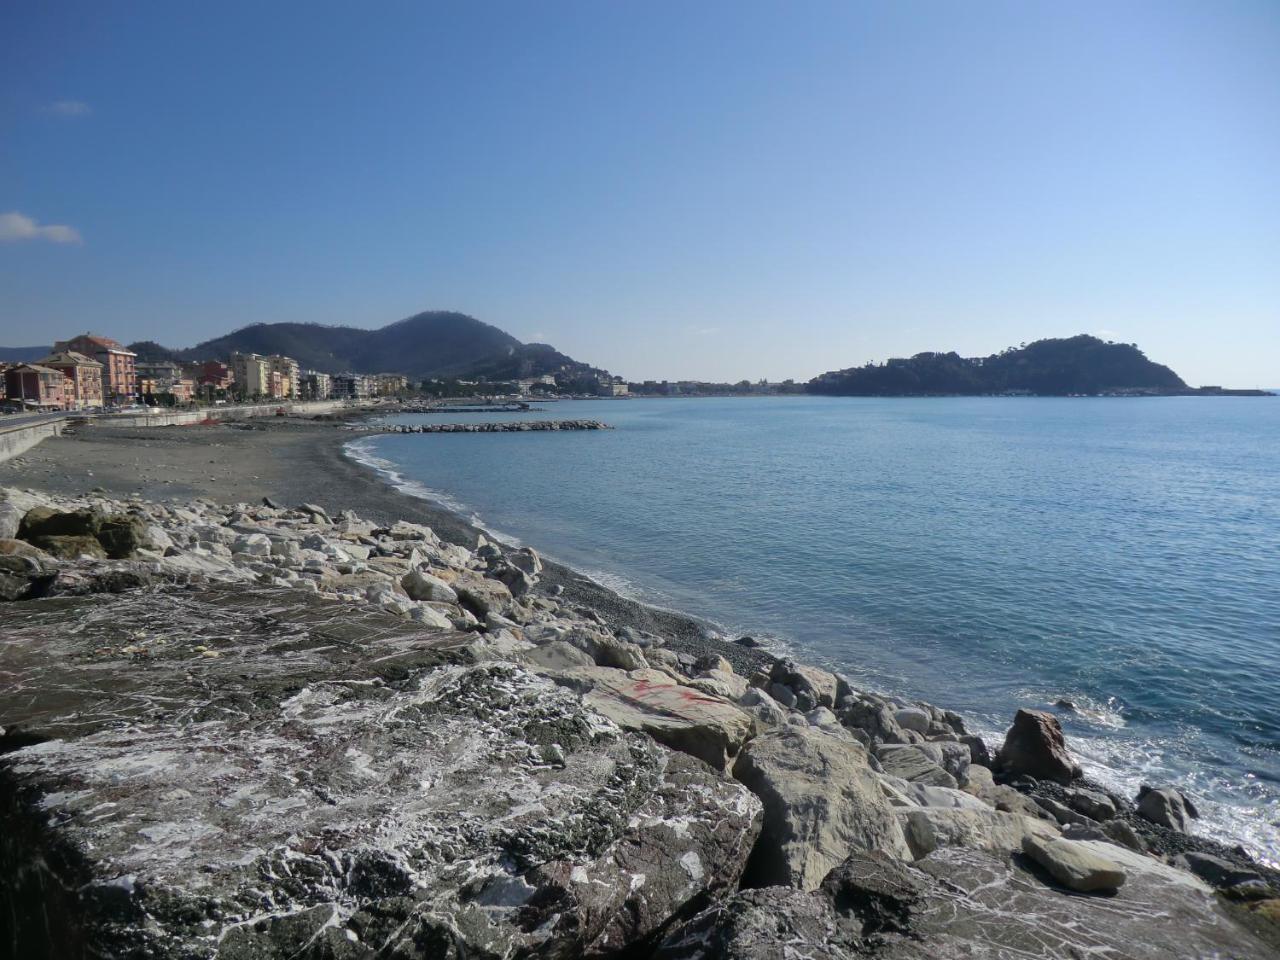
[807,335,1189,396]
[113,311,602,382]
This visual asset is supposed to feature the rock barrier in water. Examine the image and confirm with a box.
[376,419,611,434]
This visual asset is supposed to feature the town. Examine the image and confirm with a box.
[0,333,423,411]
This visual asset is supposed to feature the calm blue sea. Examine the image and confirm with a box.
[349,396,1280,864]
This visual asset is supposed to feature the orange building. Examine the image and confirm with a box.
[3,364,66,409]
[39,351,105,410]
[52,334,137,405]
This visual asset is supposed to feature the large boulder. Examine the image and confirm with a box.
[733,725,913,889]
[1136,784,1199,832]
[95,514,152,559]
[0,555,54,601]
[454,574,514,618]
[1021,834,1126,893]
[899,806,1059,860]
[994,708,1081,785]
[819,849,924,936]
[875,744,958,788]
[27,534,108,560]
[770,660,840,710]
[400,567,458,603]
[654,886,858,960]
[577,667,756,771]
[17,506,103,540]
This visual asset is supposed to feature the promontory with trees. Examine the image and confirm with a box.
[806,335,1270,397]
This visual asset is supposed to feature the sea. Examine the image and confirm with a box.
[347,395,1280,866]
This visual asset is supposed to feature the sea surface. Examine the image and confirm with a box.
[348,396,1280,865]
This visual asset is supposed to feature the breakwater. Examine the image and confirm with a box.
[374,418,610,434]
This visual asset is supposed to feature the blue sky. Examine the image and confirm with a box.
[2,1,1277,384]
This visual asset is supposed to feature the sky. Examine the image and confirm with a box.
[1,1,1277,385]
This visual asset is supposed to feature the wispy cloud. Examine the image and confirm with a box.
[0,211,83,244]
[49,99,91,116]
[528,331,547,341]
[1096,328,1121,340]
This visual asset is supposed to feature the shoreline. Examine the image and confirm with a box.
[2,411,1278,955]
[3,411,1277,861]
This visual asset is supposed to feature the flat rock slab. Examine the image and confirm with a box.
[1,586,762,959]
[579,667,757,771]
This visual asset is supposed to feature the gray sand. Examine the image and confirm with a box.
[0,413,771,673]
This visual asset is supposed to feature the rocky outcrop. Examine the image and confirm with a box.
[1136,784,1199,833]
[0,485,1275,959]
[994,708,1081,785]
[733,726,912,889]
[0,587,761,959]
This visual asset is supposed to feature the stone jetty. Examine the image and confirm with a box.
[374,418,610,434]
[1,484,1277,959]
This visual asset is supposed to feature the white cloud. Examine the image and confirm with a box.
[1095,329,1121,340]
[49,99,91,116]
[0,211,82,244]
[528,331,547,341]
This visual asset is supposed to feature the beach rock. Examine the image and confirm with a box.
[0,555,54,601]
[575,667,756,771]
[689,669,750,702]
[0,500,24,539]
[0,590,762,960]
[820,848,924,936]
[894,782,989,812]
[840,698,905,744]
[654,886,858,960]
[895,707,931,734]
[17,505,103,540]
[520,640,598,672]
[1021,834,1127,893]
[400,567,458,603]
[995,708,1080,785]
[738,687,791,728]
[1179,852,1264,889]
[1067,787,1117,821]
[770,660,840,710]
[1104,818,1146,852]
[27,533,108,560]
[0,538,49,560]
[454,575,514,618]
[733,725,913,889]
[508,546,542,577]
[95,514,152,558]
[1136,784,1198,832]
[960,733,993,767]
[899,807,1058,860]
[875,744,958,788]
[297,501,331,523]
[231,532,272,556]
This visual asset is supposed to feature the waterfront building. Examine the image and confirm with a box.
[331,373,373,400]
[266,355,300,398]
[229,352,271,398]
[197,361,235,392]
[52,334,137,405]
[39,351,105,410]
[299,370,332,400]
[597,377,629,397]
[3,364,66,409]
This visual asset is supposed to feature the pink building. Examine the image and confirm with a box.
[52,334,137,405]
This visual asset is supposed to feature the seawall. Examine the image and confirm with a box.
[0,399,353,463]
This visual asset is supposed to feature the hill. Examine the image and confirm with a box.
[807,335,1190,396]
[107,311,609,383]
[0,345,55,363]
